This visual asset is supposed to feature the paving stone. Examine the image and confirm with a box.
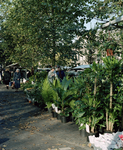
[50,148,71,150]
[59,148,71,150]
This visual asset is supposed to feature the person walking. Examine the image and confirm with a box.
[3,68,11,89]
[48,67,57,84]
[13,69,21,92]
[56,66,65,82]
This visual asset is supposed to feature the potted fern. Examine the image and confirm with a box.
[42,77,57,113]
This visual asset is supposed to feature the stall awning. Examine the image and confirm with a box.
[72,64,92,70]
[102,16,123,29]
[72,63,104,70]
[6,63,22,68]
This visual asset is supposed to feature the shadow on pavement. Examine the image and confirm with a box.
[0,138,9,144]
[0,86,43,136]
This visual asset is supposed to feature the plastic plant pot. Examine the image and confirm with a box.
[61,116,68,123]
[57,113,61,120]
[80,129,87,137]
[48,107,52,113]
[86,132,96,142]
[52,111,57,118]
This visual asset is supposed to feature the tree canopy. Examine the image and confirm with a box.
[1,0,97,68]
[1,0,123,68]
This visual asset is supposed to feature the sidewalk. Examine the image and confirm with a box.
[0,84,93,150]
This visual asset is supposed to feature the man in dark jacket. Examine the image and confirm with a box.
[56,66,65,82]
[3,68,11,89]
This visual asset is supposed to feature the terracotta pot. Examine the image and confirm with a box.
[29,100,31,103]
[106,49,113,56]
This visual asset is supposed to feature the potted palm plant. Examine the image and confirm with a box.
[52,78,74,123]
[73,100,88,137]
[102,56,122,132]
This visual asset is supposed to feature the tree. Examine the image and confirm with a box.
[1,0,97,68]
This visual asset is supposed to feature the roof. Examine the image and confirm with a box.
[6,63,21,68]
[37,68,51,71]
[60,66,71,70]
[102,16,123,29]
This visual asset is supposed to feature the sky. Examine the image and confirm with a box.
[85,19,98,30]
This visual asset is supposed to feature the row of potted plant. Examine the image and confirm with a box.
[21,57,123,142]
[42,57,123,137]
[21,71,47,108]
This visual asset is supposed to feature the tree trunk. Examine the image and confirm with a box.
[91,77,97,133]
[89,117,91,132]
[110,81,113,109]
[121,103,123,130]
[51,5,56,67]
[106,109,109,131]
[109,81,113,131]
[52,46,55,67]
[31,67,34,75]
[93,77,97,107]
[91,126,94,133]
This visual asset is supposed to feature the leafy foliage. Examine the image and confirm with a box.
[1,0,98,67]
[42,77,57,109]
[52,78,74,116]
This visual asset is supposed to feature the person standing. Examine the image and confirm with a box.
[3,68,11,89]
[56,66,65,82]
[13,69,21,92]
[48,67,57,84]
[0,65,2,84]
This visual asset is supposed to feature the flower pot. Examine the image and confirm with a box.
[104,130,113,134]
[106,49,113,56]
[34,101,38,106]
[86,132,99,142]
[33,102,37,105]
[69,115,75,122]
[48,107,52,113]
[57,113,61,120]
[52,111,57,118]
[32,98,35,105]
[61,116,68,123]
[80,129,86,137]
[98,127,104,134]
[71,116,75,122]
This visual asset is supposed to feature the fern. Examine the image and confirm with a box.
[42,77,57,108]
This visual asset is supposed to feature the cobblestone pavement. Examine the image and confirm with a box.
[0,84,93,150]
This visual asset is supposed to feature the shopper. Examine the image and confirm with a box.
[56,66,65,82]
[48,67,57,84]
[13,69,21,92]
[3,68,11,89]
